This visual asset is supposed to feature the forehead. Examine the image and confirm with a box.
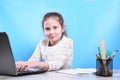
[44,17,60,25]
[45,16,59,22]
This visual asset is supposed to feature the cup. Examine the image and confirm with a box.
[96,58,113,77]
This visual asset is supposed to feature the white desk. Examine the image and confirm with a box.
[0,68,120,80]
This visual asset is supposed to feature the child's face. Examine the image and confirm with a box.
[43,17,64,45]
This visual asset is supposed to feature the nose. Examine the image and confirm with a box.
[49,29,54,34]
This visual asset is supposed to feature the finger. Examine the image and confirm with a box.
[16,64,22,72]
[20,65,28,71]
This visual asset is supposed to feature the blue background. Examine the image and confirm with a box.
[0,0,120,69]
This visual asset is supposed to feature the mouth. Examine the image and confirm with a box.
[49,36,55,39]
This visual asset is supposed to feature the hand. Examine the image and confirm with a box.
[16,61,28,71]
[16,61,39,71]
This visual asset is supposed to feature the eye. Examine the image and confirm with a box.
[44,27,50,31]
[53,26,57,29]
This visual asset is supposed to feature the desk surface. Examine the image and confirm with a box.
[0,68,120,80]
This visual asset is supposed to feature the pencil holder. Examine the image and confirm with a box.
[96,58,113,77]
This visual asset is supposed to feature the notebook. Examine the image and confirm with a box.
[0,32,46,76]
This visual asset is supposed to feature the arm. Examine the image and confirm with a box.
[28,41,41,62]
[16,41,42,71]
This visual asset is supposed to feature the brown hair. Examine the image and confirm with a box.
[42,12,67,36]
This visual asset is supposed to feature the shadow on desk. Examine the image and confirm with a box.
[0,70,47,77]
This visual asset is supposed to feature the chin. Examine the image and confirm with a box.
[50,39,57,42]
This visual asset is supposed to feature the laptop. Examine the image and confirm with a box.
[0,32,46,76]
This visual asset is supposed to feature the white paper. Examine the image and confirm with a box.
[56,68,96,75]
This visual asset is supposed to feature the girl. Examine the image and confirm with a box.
[16,12,73,71]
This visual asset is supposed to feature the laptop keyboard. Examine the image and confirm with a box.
[17,68,41,74]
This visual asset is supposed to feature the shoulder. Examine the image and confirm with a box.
[64,36,73,44]
[63,36,73,48]
[38,39,48,46]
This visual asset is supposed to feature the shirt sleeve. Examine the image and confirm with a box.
[47,39,73,71]
[28,41,41,62]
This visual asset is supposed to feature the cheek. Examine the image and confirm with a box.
[44,30,49,36]
[57,29,63,34]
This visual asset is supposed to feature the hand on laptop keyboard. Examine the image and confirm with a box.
[27,67,41,72]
